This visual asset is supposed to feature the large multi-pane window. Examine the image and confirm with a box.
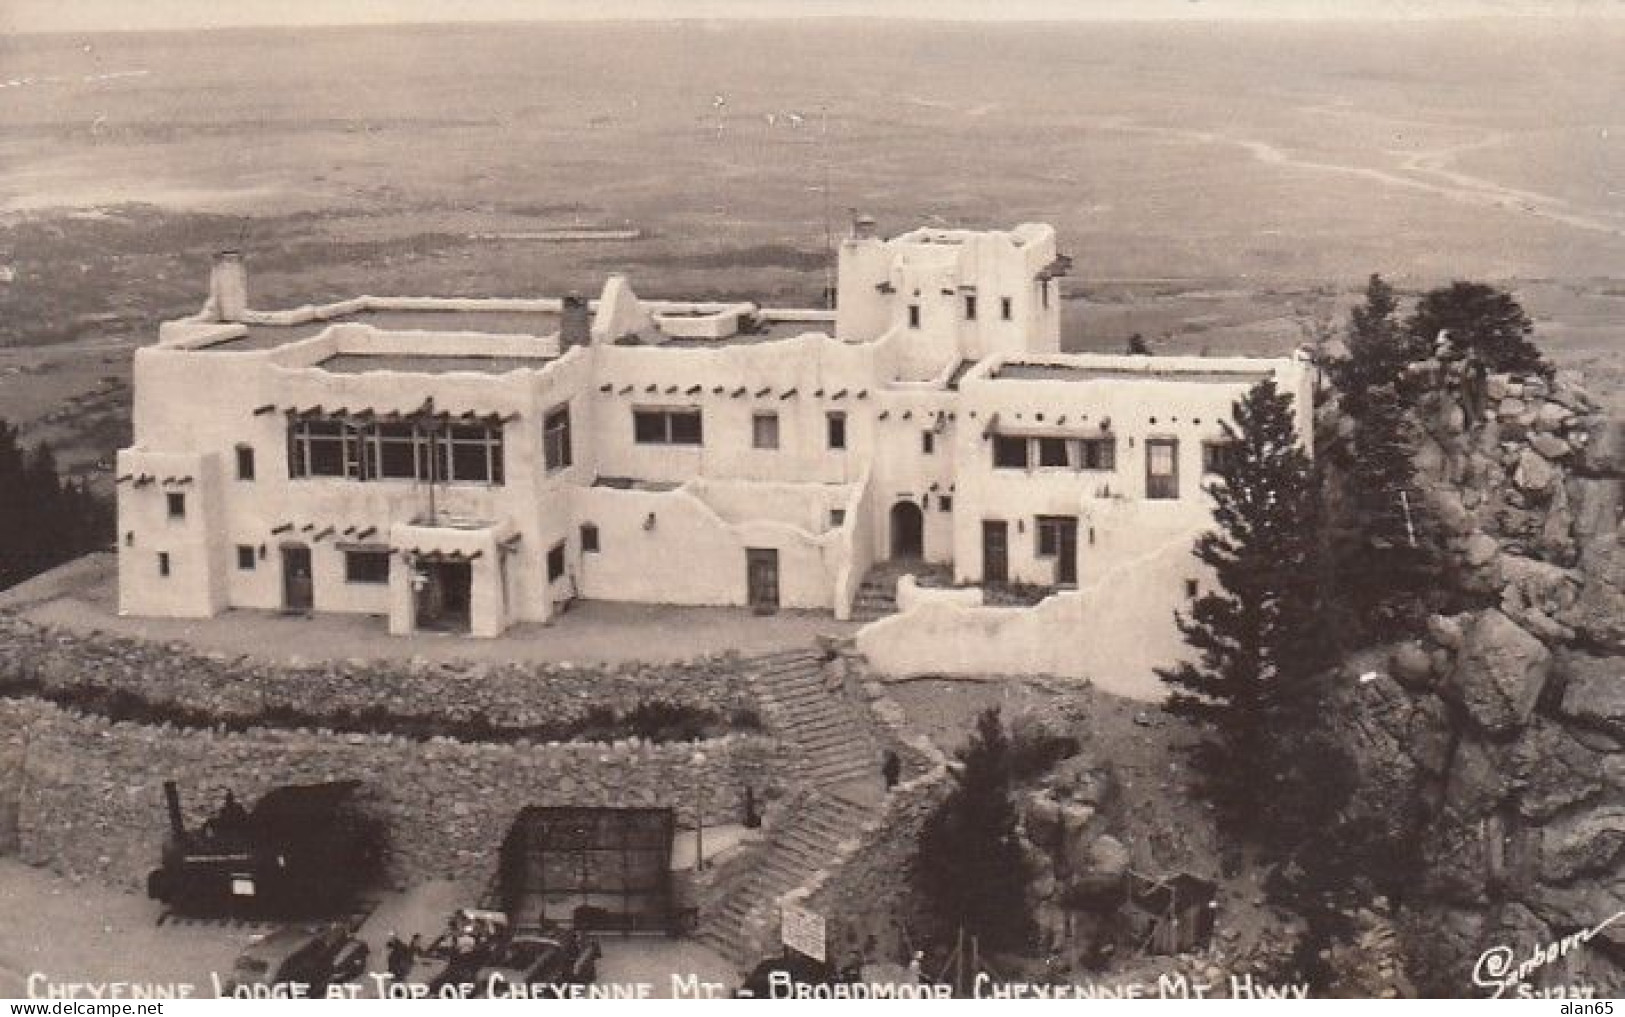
[289,417,505,485]
[633,408,703,446]
[991,434,1117,472]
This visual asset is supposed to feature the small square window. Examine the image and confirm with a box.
[938,495,953,512]
[235,445,255,481]
[547,542,567,582]
[1185,578,1200,599]
[830,508,847,527]
[236,545,256,571]
[752,412,780,450]
[921,431,935,455]
[993,435,1028,469]
[157,552,170,577]
[580,523,600,554]
[166,492,186,519]
[1038,437,1069,468]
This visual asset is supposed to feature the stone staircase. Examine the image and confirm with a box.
[850,560,953,622]
[693,648,887,966]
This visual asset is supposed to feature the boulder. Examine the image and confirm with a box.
[1558,654,1625,739]
[1390,640,1436,687]
[1539,806,1625,884]
[1445,610,1551,736]
[1530,432,1571,461]
[1512,720,1609,822]
[1464,532,1500,568]
[1535,401,1570,433]
[1442,737,1511,819]
[1514,449,1557,494]
[1576,419,1625,477]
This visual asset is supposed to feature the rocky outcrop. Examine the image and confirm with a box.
[1327,361,1625,997]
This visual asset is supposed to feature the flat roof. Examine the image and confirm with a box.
[198,308,563,352]
[645,319,833,348]
[993,363,1277,384]
[315,353,552,375]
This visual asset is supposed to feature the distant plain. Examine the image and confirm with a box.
[0,18,1621,478]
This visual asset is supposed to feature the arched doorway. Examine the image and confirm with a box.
[890,500,924,559]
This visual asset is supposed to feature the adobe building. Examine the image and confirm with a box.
[116,222,1310,691]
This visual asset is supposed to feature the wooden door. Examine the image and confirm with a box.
[982,521,1008,584]
[1057,518,1078,585]
[746,548,780,613]
[281,545,313,611]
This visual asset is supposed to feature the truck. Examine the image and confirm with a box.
[147,779,385,918]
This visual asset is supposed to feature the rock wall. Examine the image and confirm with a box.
[1326,360,1625,997]
[0,696,781,891]
[0,615,759,740]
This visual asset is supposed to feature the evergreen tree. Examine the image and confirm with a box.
[1327,274,1420,416]
[1157,379,1327,848]
[1336,386,1441,639]
[0,419,112,589]
[915,708,1031,952]
[1126,332,1151,356]
[1406,281,1545,375]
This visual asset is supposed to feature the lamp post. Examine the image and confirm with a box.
[691,750,707,872]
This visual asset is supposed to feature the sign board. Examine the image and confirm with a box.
[781,903,826,963]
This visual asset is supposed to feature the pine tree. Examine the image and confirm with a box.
[915,708,1031,952]
[1337,386,1440,640]
[1406,281,1545,375]
[1327,274,1420,416]
[1158,379,1327,846]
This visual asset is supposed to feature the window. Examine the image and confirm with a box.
[1000,297,1013,321]
[236,545,256,571]
[544,405,572,472]
[580,523,599,554]
[1202,439,1238,476]
[344,550,390,584]
[443,423,504,484]
[922,431,935,455]
[235,445,255,481]
[830,508,847,527]
[992,435,1029,469]
[633,408,703,446]
[964,294,977,320]
[288,419,350,478]
[1079,437,1116,471]
[1041,280,1051,309]
[827,412,847,451]
[1147,438,1180,500]
[166,492,186,519]
[547,542,567,582]
[292,417,505,485]
[752,412,780,450]
[1185,578,1200,599]
[157,552,170,577]
[907,304,921,329]
[1037,437,1069,468]
[1036,516,1073,558]
[938,494,953,512]
[371,423,420,479]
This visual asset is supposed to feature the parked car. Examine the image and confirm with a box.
[474,931,601,997]
[220,924,369,997]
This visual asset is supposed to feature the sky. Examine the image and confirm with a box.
[3,0,1623,34]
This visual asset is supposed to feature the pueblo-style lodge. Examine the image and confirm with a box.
[116,220,1311,662]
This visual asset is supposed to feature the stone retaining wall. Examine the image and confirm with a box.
[0,615,759,742]
[0,697,782,891]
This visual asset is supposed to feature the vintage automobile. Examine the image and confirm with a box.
[404,909,510,993]
[473,930,601,997]
[219,925,369,997]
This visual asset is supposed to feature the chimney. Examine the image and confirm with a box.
[207,251,248,323]
[852,214,877,240]
[561,292,590,349]
[162,780,186,839]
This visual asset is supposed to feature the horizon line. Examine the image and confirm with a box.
[8,10,1625,37]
